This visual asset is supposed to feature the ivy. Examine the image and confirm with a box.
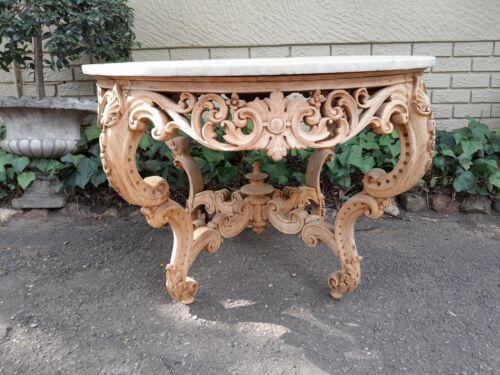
[0,119,498,203]
[16,171,35,189]
[429,119,500,195]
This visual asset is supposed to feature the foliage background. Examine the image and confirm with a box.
[0,119,499,204]
[0,0,137,71]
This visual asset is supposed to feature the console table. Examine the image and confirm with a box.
[83,56,436,304]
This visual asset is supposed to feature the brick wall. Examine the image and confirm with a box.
[162,41,498,130]
[1,41,499,130]
[0,55,97,100]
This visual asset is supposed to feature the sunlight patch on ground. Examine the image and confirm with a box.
[220,298,257,309]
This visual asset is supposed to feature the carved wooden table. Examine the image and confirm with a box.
[83,56,436,304]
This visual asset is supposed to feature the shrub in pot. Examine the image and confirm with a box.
[0,0,136,208]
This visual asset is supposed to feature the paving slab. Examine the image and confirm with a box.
[0,211,499,374]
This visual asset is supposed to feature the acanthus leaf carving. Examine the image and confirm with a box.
[412,75,432,116]
[98,84,123,128]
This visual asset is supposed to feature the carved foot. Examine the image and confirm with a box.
[301,192,386,299]
[143,201,222,304]
[166,265,198,304]
[328,257,361,299]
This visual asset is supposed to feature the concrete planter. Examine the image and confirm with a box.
[0,96,96,208]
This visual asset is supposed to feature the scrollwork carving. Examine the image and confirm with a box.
[266,186,321,234]
[122,84,410,161]
[192,190,252,238]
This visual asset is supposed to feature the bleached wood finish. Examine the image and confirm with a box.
[96,71,434,304]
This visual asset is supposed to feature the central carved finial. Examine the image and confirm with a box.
[241,161,273,195]
[239,160,274,234]
[247,161,266,181]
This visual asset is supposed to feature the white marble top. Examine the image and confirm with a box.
[82,56,435,77]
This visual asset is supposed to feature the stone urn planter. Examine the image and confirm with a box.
[0,96,96,208]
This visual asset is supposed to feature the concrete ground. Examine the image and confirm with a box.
[0,208,498,374]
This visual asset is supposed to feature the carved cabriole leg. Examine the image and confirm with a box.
[165,136,203,214]
[362,75,435,199]
[141,201,222,304]
[305,148,334,217]
[302,75,434,299]
[98,84,222,304]
[301,194,388,299]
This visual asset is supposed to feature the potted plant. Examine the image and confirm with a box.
[0,0,137,208]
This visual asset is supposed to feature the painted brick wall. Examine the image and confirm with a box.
[2,42,499,130]
[2,0,500,131]
[139,42,500,130]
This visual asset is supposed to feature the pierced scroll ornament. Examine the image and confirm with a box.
[127,83,410,161]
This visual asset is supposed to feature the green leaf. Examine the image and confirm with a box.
[138,134,152,150]
[16,171,35,190]
[0,166,5,183]
[90,169,108,187]
[346,145,364,170]
[429,176,438,187]
[193,156,208,170]
[379,135,394,147]
[488,171,500,188]
[10,156,29,173]
[359,132,380,150]
[31,159,64,174]
[217,162,239,185]
[61,153,85,167]
[453,171,476,193]
[452,132,462,146]
[74,158,98,189]
[461,139,483,155]
[292,171,305,184]
[0,150,9,167]
[386,142,401,158]
[202,148,224,164]
[84,124,101,141]
[361,157,376,173]
[335,150,349,166]
[335,174,352,188]
[472,159,497,176]
[468,120,490,142]
[278,174,288,185]
[457,153,472,170]
[262,163,288,182]
[297,149,312,160]
[432,155,446,170]
[441,148,455,158]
